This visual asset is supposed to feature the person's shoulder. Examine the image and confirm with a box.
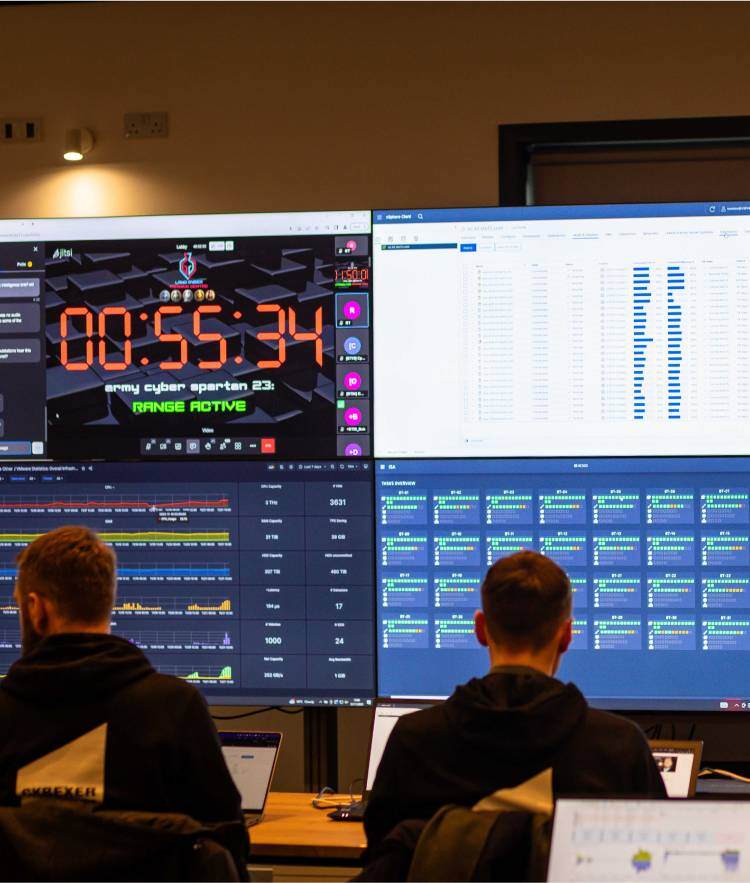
[582,706,647,746]
[393,703,450,740]
[125,669,207,713]
[0,682,17,720]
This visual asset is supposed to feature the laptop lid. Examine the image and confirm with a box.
[649,739,703,798]
[365,701,432,794]
[219,731,282,814]
[547,797,750,881]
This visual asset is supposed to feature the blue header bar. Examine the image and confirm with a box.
[376,457,750,476]
[373,202,750,224]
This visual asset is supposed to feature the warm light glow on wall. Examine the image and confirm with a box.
[51,167,126,215]
[2,165,165,218]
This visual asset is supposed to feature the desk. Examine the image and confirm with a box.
[250,792,365,882]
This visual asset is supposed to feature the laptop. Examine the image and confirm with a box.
[219,730,282,826]
[364,709,705,798]
[330,700,431,821]
[547,797,750,881]
[649,739,703,798]
[365,701,433,794]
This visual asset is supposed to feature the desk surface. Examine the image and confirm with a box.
[251,792,366,861]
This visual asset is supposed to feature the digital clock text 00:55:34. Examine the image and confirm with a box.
[57,303,323,372]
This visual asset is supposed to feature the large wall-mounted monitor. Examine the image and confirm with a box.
[373,202,750,458]
[0,460,375,706]
[0,211,371,460]
[376,456,750,711]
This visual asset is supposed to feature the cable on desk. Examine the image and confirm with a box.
[699,767,750,784]
[312,784,364,811]
[349,777,364,803]
[211,706,305,720]
[312,787,347,810]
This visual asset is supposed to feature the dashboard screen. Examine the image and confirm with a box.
[374,202,750,458]
[376,457,750,711]
[0,460,375,706]
[0,211,371,460]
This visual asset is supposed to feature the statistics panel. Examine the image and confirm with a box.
[374,203,750,458]
[0,459,375,706]
[376,457,750,711]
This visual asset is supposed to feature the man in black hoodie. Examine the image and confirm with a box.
[364,550,665,852]
[0,526,243,829]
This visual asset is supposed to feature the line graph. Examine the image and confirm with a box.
[156,663,234,682]
[114,596,233,614]
[0,629,20,647]
[117,629,234,649]
[0,494,232,512]
[0,558,236,584]
[0,530,231,544]
[116,562,233,580]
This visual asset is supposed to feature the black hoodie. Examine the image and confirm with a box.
[364,666,666,852]
[0,633,242,827]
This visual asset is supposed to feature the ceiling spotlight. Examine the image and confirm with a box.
[63,128,94,162]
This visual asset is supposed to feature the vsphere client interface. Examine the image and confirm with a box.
[374,203,750,458]
[0,460,374,706]
[376,457,750,710]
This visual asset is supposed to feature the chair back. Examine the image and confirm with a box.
[0,798,247,881]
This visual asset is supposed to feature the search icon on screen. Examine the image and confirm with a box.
[417,213,424,220]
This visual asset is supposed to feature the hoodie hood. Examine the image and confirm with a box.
[445,666,588,766]
[0,633,154,706]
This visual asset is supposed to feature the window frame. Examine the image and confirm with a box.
[498,116,750,206]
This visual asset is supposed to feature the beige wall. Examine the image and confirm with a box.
[2,1,750,218]
[4,0,750,786]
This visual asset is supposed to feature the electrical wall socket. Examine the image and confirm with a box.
[1,118,42,143]
[123,112,168,139]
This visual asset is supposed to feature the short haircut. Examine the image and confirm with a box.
[16,526,116,624]
[481,550,572,651]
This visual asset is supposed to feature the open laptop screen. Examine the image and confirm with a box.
[650,740,703,798]
[547,798,750,881]
[220,731,281,813]
[366,703,430,792]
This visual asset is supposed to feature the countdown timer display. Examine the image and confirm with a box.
[38,225,372,459]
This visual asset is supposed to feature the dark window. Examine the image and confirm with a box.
[499,117,750,206]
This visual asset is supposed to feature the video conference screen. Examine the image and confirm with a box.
[373,203,750,459]
[0,460,374,706]
[0,211,371,460]
[376,457,750,711]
